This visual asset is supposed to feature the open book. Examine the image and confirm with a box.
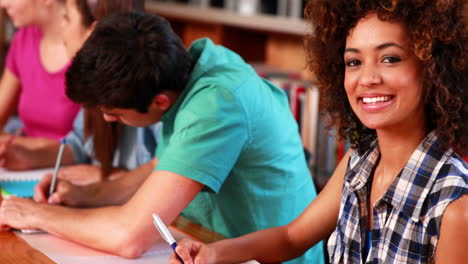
[0,168,53,197]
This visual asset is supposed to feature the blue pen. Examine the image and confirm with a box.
[48,138,66,197]
[152,213,184,263]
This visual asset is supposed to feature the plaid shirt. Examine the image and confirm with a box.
[328,131,468,264]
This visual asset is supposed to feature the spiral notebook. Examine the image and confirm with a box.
[0,168,53,197]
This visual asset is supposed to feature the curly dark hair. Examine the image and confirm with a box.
[304,0,467,155]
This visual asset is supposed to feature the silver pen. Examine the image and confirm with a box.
[152,213,184,263]
[48,138,66,197]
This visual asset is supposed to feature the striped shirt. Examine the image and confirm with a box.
[328,131,468,264]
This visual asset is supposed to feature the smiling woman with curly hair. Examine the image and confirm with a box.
[305,0,467,156]
[168,1,467,264]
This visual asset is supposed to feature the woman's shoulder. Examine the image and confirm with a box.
[10,26,41,49]
[436,194,468,251]
[441,195,468,224]
[433,152,468,186]
[12,26,41,40]
[425,152,468,216]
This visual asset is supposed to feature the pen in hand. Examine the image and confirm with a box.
[152,213,184,263]
[48,138,66,198]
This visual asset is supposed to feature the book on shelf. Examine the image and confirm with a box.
[289,82,306,123]
[300,85,320,166]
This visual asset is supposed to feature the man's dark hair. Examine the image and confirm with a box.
[66,12,193,113]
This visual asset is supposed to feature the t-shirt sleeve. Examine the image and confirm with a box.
[65,110,91,164]
[155,86,249,193]
[5,29,23,77]
[136,123,162,165]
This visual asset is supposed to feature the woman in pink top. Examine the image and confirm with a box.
[0,0,79,140]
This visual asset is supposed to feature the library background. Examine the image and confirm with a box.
[0,0,345,191]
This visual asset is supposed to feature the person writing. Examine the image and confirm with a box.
[0,11,324,264]
[168,0,468,263]
[0,0,158,191]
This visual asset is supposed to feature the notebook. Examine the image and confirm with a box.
[0,168,53,197]
[16,228,260,264]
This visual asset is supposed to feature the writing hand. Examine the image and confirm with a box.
[169,238,217,264]
[34,174,85,207]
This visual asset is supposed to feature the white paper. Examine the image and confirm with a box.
[16,229,183,264]
[16,229,259,264]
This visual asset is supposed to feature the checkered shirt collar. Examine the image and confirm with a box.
[345,130,449,222]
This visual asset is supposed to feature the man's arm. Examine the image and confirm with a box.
[34,158,157,207]
[1,169,204,258]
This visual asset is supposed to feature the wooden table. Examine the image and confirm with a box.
[0,231,54,264]
[0,216,225,264]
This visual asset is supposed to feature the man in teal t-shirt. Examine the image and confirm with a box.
[156,38,323,264]
[0,12,323,263]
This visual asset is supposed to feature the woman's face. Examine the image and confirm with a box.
[0,0,40,27]
[62,0,93,58]
[343,13,425,132]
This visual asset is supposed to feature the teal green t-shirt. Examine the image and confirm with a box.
[155,38,324,264]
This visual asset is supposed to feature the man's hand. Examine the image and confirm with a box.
[0,196,41,230]
[34,174,88,207]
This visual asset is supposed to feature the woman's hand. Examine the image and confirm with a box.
[169,239,217,264]
[0,135,34,170]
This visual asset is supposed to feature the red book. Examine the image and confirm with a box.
[289,82,306,122]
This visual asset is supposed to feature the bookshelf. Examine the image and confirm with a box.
[145,1,311,76]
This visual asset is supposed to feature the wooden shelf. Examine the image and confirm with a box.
[145,1,312,76]
[145,2,308,36]
[0,2,313,77]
